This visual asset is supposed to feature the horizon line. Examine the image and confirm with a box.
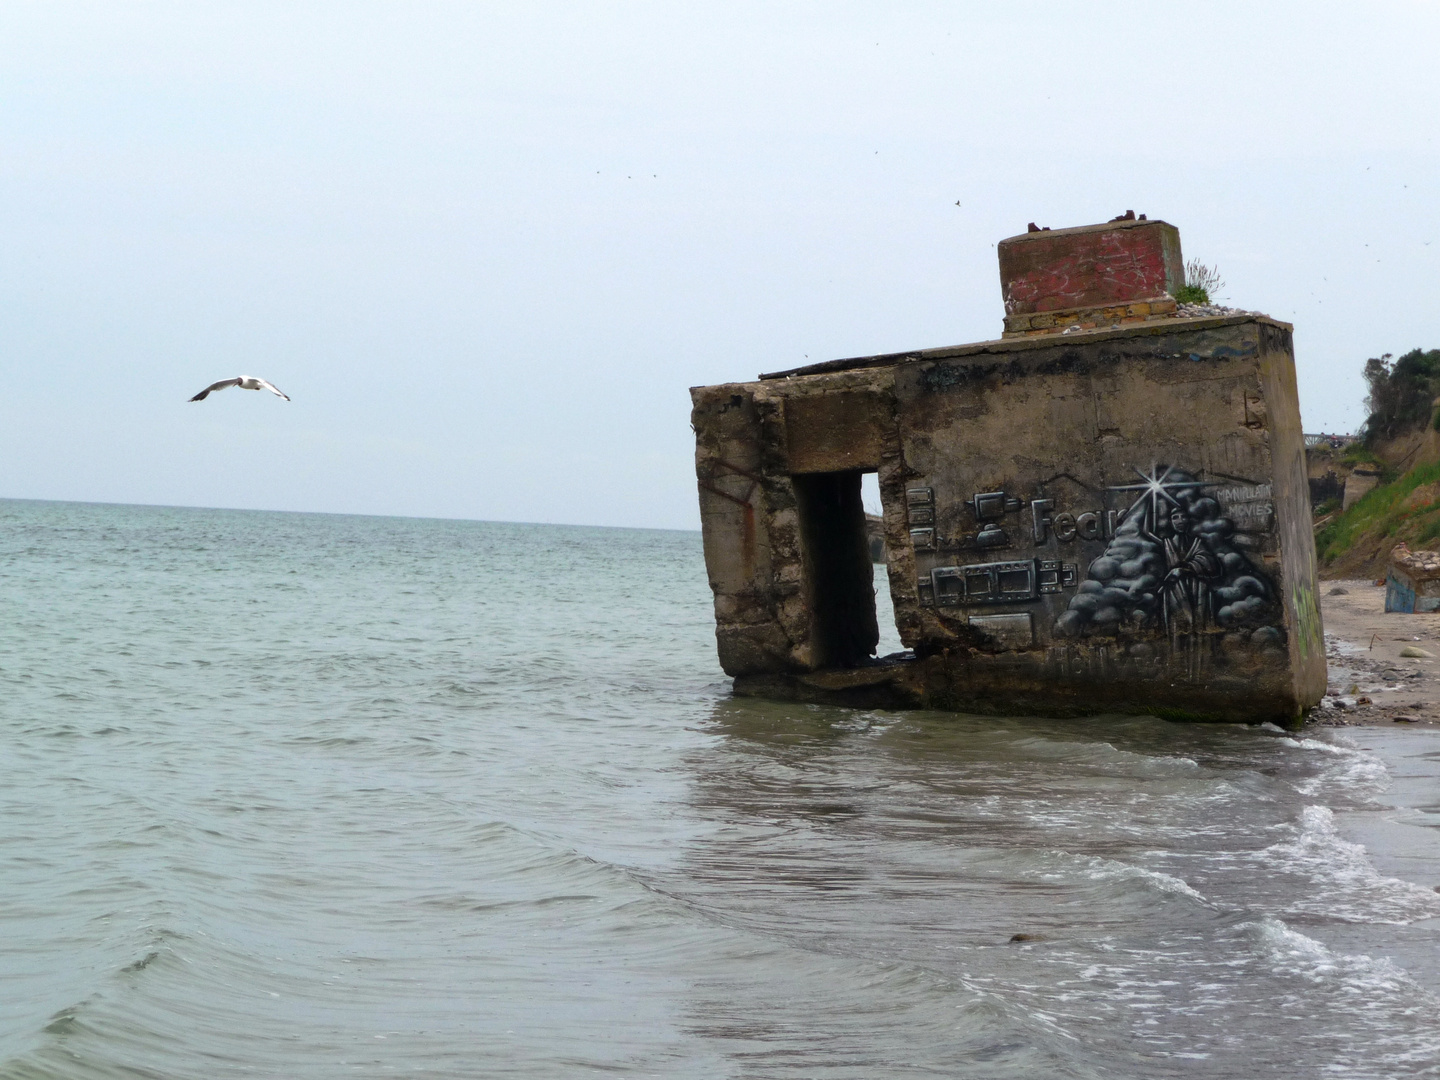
[0,495,701,534]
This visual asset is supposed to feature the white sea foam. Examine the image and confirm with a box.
[1262,805,1440,924]
[1247,917,1420,995]
[1278,734,1352,754]
[1245,914,1440,1078]
[1276,732,1393,802]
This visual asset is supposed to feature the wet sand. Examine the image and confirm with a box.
[1314,578,1440,727]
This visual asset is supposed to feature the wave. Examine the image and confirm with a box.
[1261,805,1440,924]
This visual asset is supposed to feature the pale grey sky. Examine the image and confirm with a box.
[2,2,1436,528]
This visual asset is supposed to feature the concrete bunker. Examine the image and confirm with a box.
[691,215,1327,725]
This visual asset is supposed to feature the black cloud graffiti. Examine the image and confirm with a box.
[1053,466,1282,651]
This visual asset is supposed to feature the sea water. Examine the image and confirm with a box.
[2,498,1439,1079]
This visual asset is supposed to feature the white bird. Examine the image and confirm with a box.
[188,376,290,402]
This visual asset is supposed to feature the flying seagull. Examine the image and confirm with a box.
[188,376,290,402]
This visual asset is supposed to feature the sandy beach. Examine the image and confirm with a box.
[1313,579,1440,727]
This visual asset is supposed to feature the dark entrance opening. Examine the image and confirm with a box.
[793,470,879,668]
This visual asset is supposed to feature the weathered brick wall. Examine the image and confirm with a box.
[998,218,1183,316]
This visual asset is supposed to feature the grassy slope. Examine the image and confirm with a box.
[1315,460,1440,579]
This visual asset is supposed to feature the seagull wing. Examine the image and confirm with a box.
[254,378,290,401]
[189,378,242,402]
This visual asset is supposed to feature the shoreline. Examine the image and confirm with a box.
[1307,581,1440,996]
[1326,725,1440,997]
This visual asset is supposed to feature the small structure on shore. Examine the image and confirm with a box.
[1386,543,1440,613]
[1343,465,1383,510]
[690,215,1326,725]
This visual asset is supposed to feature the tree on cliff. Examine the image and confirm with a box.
[1363,348,1440,445]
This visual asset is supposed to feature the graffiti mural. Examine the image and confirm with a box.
[1292,581,1322,661]
[1053,466,1283,677]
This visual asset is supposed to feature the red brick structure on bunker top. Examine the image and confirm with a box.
[997,214,1183,321]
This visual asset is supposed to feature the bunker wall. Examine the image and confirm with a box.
[692,316,1325,724]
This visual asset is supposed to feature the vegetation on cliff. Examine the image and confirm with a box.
[1311,346,1440,578]
[1361,348,1440,445]
[1314,462,1440,579]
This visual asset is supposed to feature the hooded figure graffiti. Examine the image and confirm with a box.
[1158,503,1221,636]
[1053,467,1281,678]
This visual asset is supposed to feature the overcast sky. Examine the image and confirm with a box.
[2,2,1436,529]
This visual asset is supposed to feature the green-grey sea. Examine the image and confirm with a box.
[3,497,1440,1078]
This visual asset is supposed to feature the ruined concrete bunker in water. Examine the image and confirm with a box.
[690,216,1326,725]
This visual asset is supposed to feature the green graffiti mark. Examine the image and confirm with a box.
[1292,581,1322,661]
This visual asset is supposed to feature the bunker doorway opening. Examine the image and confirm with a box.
[794,470,900,668]
[862,472,905,658]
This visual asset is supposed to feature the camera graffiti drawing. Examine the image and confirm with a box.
[1053,466,1283,679]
